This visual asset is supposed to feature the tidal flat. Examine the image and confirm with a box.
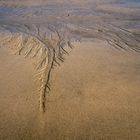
[0,0,140,140]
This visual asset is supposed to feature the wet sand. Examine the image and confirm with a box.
[0,40,140,140]
[0,47,40,139]
[44,41,140,140]
[0,0,140,140]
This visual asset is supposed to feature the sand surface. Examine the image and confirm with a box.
[44,41,140,140]
[0,40,140,140]
[0,0,140,140]
[0,47,40,139]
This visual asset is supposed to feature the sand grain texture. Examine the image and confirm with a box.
[0,0,140,139]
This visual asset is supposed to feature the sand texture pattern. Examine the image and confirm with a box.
[0,0,140,139]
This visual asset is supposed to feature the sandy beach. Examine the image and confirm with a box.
[0,0,140,140]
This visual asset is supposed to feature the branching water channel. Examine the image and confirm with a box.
[0,4,140,112]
